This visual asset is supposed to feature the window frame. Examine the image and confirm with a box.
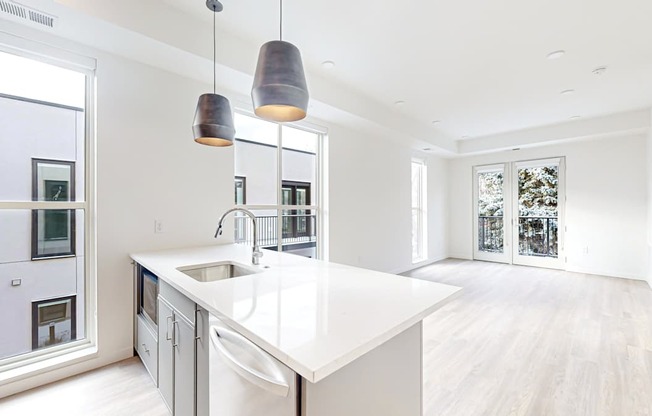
[0,36,97,377]
[411,159,428,264]
[31,158,77,260]
[281,180,312,239]
[233,111,325,258]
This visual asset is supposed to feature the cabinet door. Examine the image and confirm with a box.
[158,298,174,413]
[174,315,196,416]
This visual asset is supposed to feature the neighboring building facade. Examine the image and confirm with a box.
[0,95,85,360]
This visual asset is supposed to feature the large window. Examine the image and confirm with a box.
[411,159,427,263]
[233,113,322,259]
[0,44,95,368]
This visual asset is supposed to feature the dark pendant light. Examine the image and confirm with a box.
[251,0,309,122]
[193,0,235,146]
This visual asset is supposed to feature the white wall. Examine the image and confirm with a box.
[328,126,449,274]
[448,134,649,280]
[426,155,449,263]
[328,124,410,273]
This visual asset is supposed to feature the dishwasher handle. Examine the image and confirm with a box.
[210,324,290,397]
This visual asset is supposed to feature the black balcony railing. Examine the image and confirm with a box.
[234,214,317,249]
[518,216,558,258]
[478,215,558,258]
[478,216,504,253]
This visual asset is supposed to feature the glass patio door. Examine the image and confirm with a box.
[473,158,565,269]
[473,165,511,263]
[511,158,565,269]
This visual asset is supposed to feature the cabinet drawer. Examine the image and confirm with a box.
[137,315,158,384]
[160,280,195,324]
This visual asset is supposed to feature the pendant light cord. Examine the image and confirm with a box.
[213,5,216,94]
[279,0,283,41]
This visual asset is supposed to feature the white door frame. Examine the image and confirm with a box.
[511,157,565,269]
[473,164,512,264]
[473,158,566,270]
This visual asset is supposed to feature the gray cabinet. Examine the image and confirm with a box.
[174,313,195,415]
[136,314,158,383]
[133,262,159,385]
[134,263,203,416]
[158,280,197,416]
[158,298,174,413]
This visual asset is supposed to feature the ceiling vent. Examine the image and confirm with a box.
[0,0,56,28]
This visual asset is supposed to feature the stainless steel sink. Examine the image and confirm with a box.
[177,262,262,282]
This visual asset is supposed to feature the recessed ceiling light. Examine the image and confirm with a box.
[570,115,581,119]
[547,50,565,60]
[592,66,607,76]
[422,147,432,151]
[321,60,335,69]
[560,89,575,96]
[431,120,441,125]
[394,100,406,106]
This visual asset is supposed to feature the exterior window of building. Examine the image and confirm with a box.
[235,176,246,205]
[411,159,427,263]
[281,181,312,239]
[234,113,322,259]
[32,296,77,350]
[0,44,95,368]
[31,159,76,259]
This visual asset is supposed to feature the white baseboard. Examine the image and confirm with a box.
[447,253,473,261]
[565,265,647,282]
[392,256,449,275]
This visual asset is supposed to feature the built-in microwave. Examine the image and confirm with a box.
[138,267,158,328]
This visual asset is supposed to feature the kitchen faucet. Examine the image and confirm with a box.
[215,208,263,265]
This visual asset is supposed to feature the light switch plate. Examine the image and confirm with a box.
[11,279,21,286]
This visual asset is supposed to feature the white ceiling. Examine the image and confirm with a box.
[160,0,652,140]
[9,0,652,153]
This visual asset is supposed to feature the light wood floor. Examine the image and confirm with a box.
[0,357,169,416]
[1,259,651,415]
[407,259,652,416]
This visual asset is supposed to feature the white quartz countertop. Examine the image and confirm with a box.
[131,244,461,383]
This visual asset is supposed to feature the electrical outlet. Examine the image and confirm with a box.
[154,219,165,234]
[582,246,589,254]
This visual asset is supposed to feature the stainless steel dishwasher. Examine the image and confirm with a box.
[208,315,298,416]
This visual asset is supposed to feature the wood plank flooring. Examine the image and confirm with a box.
[406,259,652,416]
[0,357,168,416]
[1,259,651,415]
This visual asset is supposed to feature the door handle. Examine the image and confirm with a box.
[172,320,179,348]
[210,324,290,397]
[195,308,201,341]
[141,343,150,354]
[166,315,173,341]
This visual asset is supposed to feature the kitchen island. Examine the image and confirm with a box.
[131,244,461,416]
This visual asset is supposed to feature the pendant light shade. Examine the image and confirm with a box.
[193,93,235,146]
[252,0,309,122]
[252,40,308,122]
[192,0,235,147]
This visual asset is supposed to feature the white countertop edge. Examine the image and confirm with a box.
[304,285,462,383]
